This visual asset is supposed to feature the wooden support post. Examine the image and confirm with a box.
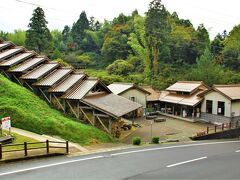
[66,101,78,119]
[49,94,52,105]
[96,116,110,134]
[109,119,112,134]
[63,100,66,114]
[207,127,209,134]
[0,144,2,159]
[66,141,69,154]
[53,94,65,112]
[24,142,28,156]
[13,74,23,85]
[25,82,34,91]
[222,123,224,131]
[214,125,217,133]
[46,140,49,154]
[79,108,93,125]
[39,88,51,104]
[77,101,80,119]
[229,122,232,129]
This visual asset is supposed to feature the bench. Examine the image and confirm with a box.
[0,135,14,144]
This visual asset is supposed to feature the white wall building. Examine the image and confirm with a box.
[201,85,240,123]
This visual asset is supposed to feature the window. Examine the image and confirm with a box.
[130,97,135,102]
[206,100,213,114]
[218,101,225,116]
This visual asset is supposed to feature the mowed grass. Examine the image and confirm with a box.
[0,74,113,145]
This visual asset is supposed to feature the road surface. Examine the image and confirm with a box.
[0,140,240,179]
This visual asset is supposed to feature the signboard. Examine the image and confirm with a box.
[1,117,11,130]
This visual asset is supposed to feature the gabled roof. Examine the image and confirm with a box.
[107,82,150,95]
[48,72,86,93]
[213,85,240,100]
[166,81,206,93]
[9,56,47,73]
[82,93,142,118]
[142,86,160,101]
[0,51,35,67]
[0,47,24,61]
[62,78,102,100]
[159,89,206,107]
[21,62,59,80]
[34,67,73,87]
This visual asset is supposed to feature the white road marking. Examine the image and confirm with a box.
[235,150,240,152]
[111,140,239,156]
[167,156,207,168]
[0,140,238,176]
[0,156,103,177]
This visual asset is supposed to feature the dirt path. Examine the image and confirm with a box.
[121,116,210,144]
[11,127,88,153]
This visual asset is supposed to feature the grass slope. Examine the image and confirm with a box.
[0,74,113,145]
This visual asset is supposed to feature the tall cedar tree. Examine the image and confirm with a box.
[71,11,90,49]
[145,0,170,77]
[25,7,52,53]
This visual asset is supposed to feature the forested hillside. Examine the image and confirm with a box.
[1,0,240,89]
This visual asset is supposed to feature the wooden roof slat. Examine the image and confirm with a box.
[0,48,24,61]
[62,78,99,100]
[34,68,73,87]
[48,72,85,93]
[0,51,35,67]
[9,57,46,73]
[21,62,59,80]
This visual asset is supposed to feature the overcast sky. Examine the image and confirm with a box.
[1,0,240,39]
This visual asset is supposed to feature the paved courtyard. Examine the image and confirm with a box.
[121,116,210,144]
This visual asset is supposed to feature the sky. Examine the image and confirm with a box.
[1,0,240,39]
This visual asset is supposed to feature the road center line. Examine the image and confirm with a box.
[0,156,103,177]
[235,150,240,152]
[167,156,207,168]
[111,140,239,156]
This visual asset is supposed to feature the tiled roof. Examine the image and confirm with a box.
[0,51,35,67]
[159,90,206,107]
[21,62,59,80]
[108,82,150,95]
[0,47,24,61]
[0,42,12,51]
[62,78,99,100]
[9,57,46,73]
[166,81,204,93]
[214,85,240,100]
[34,67,73,87]
[48,72,85,93]
[83,93,142,118]
[142,86,160,101]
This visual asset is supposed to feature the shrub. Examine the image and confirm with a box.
[152,137,160,144]
[132,136,141,145]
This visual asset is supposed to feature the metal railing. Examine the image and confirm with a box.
[0,140,69,160]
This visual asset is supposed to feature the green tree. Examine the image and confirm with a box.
[223,25,240,70]
[106,59,134,75]
[7,30,26,46]
[25,7,52,53]
[188,48,225,86]
[145,0,170,76]
[71,11,89,48]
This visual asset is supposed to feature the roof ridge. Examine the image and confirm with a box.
[214,84,240,87]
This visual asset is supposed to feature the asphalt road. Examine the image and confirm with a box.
[0,140,240,179]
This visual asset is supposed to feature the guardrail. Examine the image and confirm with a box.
[0,140,69,160]
[206,121,239,134]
